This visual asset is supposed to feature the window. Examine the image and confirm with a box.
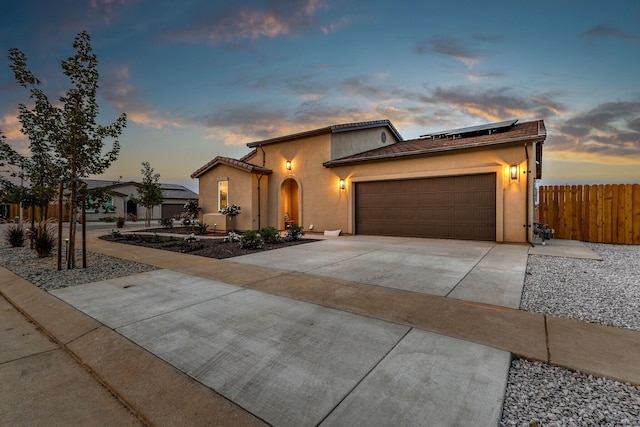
[218,180,228,211]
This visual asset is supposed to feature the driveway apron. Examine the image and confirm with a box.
[52,264,511,426]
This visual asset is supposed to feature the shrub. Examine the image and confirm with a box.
[99,216,116,223]
[286,223,304,241]
[220,203,241,218]
[260,226,282,244]
[240,230,263,249]
[223,232,241,243]
[110,229,122,238]
[194,222,209,235]
[116,217,125,228]
[159,217,174,228]
[34,220,56,258]
[4,224,25,247]
[180,233,203,251]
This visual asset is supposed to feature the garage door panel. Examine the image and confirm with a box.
[355,174,496,241]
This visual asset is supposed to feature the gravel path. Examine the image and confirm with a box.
[2,235,640,425]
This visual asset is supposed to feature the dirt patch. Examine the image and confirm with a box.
[99,233,316,259]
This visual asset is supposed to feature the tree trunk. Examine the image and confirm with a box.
[67,180,76,269]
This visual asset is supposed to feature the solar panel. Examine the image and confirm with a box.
[420,119,518,138]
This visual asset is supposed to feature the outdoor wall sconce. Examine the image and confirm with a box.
[339,179,346,190]
[285,160,292,171]
[510,164,518,181]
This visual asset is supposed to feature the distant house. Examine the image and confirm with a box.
[83,179,198,221]
[191,119,546,242]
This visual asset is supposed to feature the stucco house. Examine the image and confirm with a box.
[191,118,546,242]
[84,179,199,222]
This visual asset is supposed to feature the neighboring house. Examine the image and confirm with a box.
[83,179,199,222]
[191,119,546,242]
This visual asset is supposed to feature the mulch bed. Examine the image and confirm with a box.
[99,233,316,259]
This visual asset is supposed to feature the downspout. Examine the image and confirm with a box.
[256,173,263,230]
[257,145,266,230]
[525,143,534,247]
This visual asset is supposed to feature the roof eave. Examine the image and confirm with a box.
[323,134,546,168]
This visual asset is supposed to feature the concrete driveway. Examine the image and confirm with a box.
[232,235,529,309]
[48,236,532,426]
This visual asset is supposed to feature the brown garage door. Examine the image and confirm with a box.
[355,173,496,240]
[161,204,184,219]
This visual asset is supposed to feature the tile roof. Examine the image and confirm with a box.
[246,119,403,148]
[323,119,546,167]
[190,156,273,179]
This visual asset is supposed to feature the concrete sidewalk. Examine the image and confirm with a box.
[2,232,640,426]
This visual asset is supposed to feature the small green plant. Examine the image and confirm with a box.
[240,230,263,249]
[110,229,122,238]
[34,220,56,258]
[4,224,25,247]
[260,226,282,244]
[99,216,116,223]
[223,232,241,243]
[151,233,162,243]
[194,222,209,235]
[116,216,125,228]
[286,223,304,241]
[159,217,174,228]
[180,233,204,251]
[220,203,241,231]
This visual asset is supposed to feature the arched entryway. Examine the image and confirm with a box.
[280,178,300,229]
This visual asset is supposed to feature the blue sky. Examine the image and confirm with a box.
[1,0,639,192]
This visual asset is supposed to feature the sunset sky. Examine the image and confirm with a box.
[1,0,639,192]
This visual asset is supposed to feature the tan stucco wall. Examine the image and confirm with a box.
[197,165,258,231]
[331,126,400,160]
[200,131,539,242]
[247,133,349,231]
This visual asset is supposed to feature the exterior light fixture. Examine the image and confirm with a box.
[510,165,518,181]
[339,179,346,190]
[285,160,292,171]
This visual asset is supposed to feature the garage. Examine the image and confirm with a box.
[161,204,185,219]
[355,173,496,241]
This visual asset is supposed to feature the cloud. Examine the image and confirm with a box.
[581,24,640,45]
[165,0,330,45]
[415,36,484,68]
[418,86,566,122]
[101,65,185,129]
[550,100,640,160]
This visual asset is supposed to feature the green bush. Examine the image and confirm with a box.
[194,222,209,235]
[159,217,174,228]
[4,224,25,247]
[116,217,125,228]
[99,216,116,222]
[260,226,282,244]
[34,220,56,258]
[240,230,263,249]
[286,223,304,241]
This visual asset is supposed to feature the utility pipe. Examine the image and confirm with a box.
[525,143,534,247]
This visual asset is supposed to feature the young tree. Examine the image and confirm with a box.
[8,31,126,268]
[133,162,163,227]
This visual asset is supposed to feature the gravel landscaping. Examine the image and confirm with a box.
[501,242,640,426]
[521,243,640,331]
[2,232,639,425]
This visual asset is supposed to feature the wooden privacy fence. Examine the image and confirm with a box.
[538,184,640,244]
[5,203,71,223]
